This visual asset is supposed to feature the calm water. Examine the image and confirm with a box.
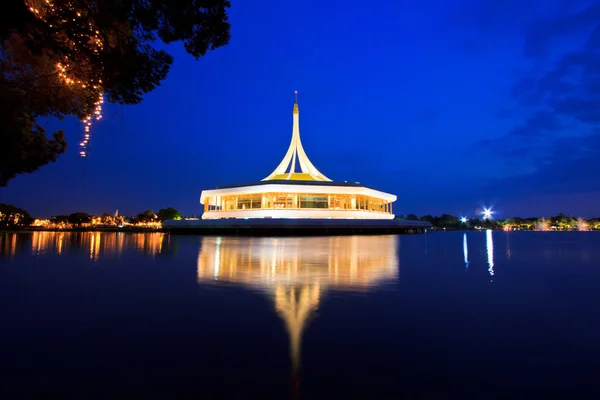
[1,231,600,398]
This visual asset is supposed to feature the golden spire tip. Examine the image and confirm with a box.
[293,90,299,114]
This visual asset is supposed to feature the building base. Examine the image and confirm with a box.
[162,219,431,236]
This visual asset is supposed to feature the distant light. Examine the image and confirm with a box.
[460,217,467,223]
[483,207,494,220]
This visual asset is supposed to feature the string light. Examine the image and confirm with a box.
[26,0,105,158]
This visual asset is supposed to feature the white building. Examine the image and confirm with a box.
[200,93,397,220]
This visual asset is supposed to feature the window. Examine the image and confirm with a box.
[273,195,294,209]
[251,196,262,209]
[237,196,251,210]
[299,195,329,209]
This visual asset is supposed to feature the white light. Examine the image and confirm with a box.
[483,207,493,220]
[486,229,494,277]
[460,217,467,223]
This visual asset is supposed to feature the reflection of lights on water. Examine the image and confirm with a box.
[214,237,221,278]
[1,234,18,258]
[27,232,164,259]
[486,229,494,278]
[89,232,101,261]
[57,233,64,255]
[463,233,469,270]
[196,236,399,383]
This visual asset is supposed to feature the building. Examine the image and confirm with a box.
[199,93,397,220]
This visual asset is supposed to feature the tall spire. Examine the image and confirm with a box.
[262,91,331,181]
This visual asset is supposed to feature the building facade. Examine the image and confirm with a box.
[200,94,397,220]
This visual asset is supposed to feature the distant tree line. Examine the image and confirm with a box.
[0,203,33,230]
[0,204,184,230]
[395,213,600,230]
[2,203,599,231]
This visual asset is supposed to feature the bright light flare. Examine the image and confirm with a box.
[482,207,494,220]
[460,217,467,223]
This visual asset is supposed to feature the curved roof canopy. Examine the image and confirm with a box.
[263,93,331,182]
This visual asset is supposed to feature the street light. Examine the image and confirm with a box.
[483,207,493,220]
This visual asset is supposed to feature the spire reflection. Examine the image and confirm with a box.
[196,236,399,393]
[486,230,494,278]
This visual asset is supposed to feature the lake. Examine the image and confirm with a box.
[1,231,599,398]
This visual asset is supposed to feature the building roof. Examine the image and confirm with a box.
[216,179,366,190]
[262,95,331,182]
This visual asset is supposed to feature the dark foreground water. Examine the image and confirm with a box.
[1,231,600,399]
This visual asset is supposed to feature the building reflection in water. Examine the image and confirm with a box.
[463,233,469,270]
[486,230,495,278]
[196,235,399,392]
[26,231,166,259]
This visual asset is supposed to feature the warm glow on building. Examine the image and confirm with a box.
[199,94,397,220]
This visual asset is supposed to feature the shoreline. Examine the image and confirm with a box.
[2,227,596,235]
[14,227,166,234]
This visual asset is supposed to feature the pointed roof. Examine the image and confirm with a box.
[262,92,331,181]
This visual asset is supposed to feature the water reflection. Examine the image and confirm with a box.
[2,231,166,259]
[0,233,18,259]
[486,230,494,278]
[463,233,469,270]
[196,236,399,391]
[506,231,512,260]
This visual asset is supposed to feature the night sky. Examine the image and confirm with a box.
[2,0,600,218]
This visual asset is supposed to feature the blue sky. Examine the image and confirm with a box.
[2,0,600,218]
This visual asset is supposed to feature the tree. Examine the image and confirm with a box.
[0,203,33,229]
[405,213,419,221]
[67,212,92,227]
[420,215,435,223]
[157,207,182,221]
[1,0,231,186]
[135,209,156,223]
[50,215,69,225]
[438,214,460,229]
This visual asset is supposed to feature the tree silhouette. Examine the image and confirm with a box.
[157,207,182,221]
[1,0,231,185]
[135,209,156,223]
[0,203,33,229]
[67,212,92,228]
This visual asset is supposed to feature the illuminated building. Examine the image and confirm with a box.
[199,93,397,220]
[196,236,398,384]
